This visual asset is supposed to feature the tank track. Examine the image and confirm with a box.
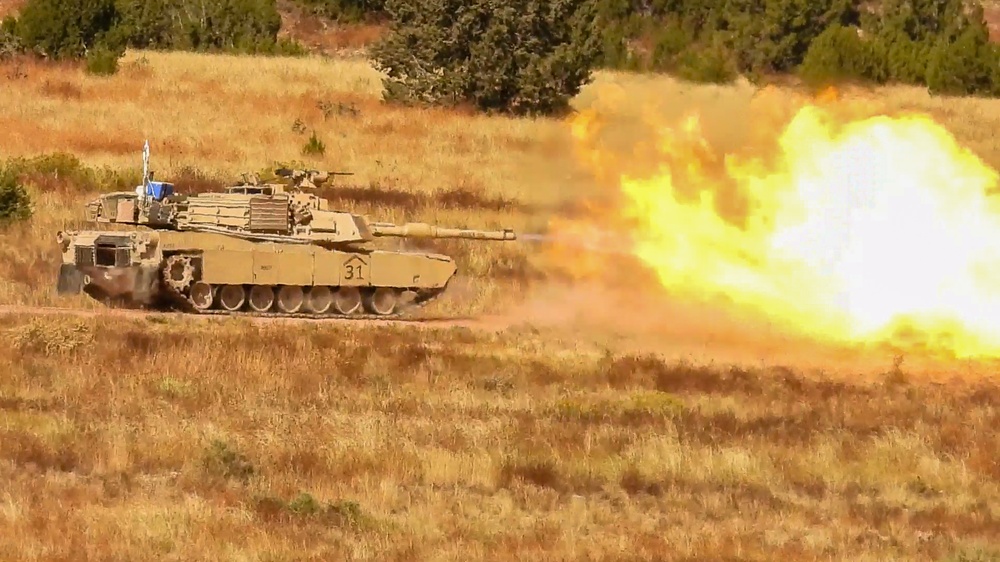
[155,259,447,321]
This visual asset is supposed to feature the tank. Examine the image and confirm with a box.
[54,145,517,318]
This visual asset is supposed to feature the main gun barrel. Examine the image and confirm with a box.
[369,222,516,240]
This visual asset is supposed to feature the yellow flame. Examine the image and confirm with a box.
[564,92,1000,359]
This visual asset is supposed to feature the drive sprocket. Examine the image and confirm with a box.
[162,255,195,294]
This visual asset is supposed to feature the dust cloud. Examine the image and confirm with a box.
[498,275,1000,384]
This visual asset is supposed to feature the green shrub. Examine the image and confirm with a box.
[597,20,634,69]
[725,0,860,74]
[16,0,288,58]
[883,33,932,84]
[302,131,326,156]
[264,37,309,56]
[0,16,21,59]
[126,0,284,53]
[0,168,33,228]
[0,16,14,35]
[85,43,121,75]
[673,39,738,84]
[926,21,1000,97]
[370,0,603,116]
[799,24,888,87]
[15,0,120,59]
[648,19,694,72]
[201,440,255,483]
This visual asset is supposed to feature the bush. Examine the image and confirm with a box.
[85,43,122,75]
[16,0,120,59]
[302,131,326,156]
[587,0,1000,101]
[673,40,738,84]
[926,21,1000,96]
[0,168,33,228]
[370,0,604,116]
[0,16,21,59]
[799,24,888,87]
[263,37,310,56]
[15,0,287,58]
[725,0,860,74]
[881,32,932,84]
[118,0,284,53]
[649,20,694,72]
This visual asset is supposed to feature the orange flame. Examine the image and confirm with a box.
[560,88,1000,359]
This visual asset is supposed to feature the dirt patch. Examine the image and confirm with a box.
[0,0,24,18]
[276,0,387,56]
[985,1,1000,41]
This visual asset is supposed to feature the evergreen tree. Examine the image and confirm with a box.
[370,0,603,116]
[926,4,1000,96]
[16,0,120,59]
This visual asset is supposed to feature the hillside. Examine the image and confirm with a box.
[1,49,1000,550]
[1,1,1000,560]
[4,0,1000,51]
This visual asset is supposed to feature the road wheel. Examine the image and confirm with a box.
[332,287,361,315]
[306,286,334,314]
[363,287,398,315]
[189,282,214,310]
[219,285,246,312]
[277,286,305,313]
[248,285,275,312]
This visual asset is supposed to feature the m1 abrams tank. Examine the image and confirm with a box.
[55,148,517,318]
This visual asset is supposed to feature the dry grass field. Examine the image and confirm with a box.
[0,313,998,561]
[1,48,1000,560]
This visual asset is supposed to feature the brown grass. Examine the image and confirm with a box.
[0,313,997,560]
[1,49,1000,560]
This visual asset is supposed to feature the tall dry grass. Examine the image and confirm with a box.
[0,313,997,561]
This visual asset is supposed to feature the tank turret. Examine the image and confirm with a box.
[82,166,516,247]
[56,142,519,319]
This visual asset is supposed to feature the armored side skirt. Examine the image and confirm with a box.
[56,230,462,315]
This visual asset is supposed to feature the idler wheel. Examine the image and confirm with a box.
[189,282,214,310]
[332,287,361,315]
[219,285,246,312]
[248,286,275,312]
[306,286,334,314]
[364,287,398,316]
[277,286,305,313]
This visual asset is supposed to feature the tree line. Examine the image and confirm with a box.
[0,0,305,66]
[1,0,998,116]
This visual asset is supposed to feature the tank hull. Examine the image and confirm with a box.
[56,229,457,318]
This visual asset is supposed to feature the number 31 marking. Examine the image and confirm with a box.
[344,263,364,280]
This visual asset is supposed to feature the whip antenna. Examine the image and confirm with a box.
[142,139,150,187]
